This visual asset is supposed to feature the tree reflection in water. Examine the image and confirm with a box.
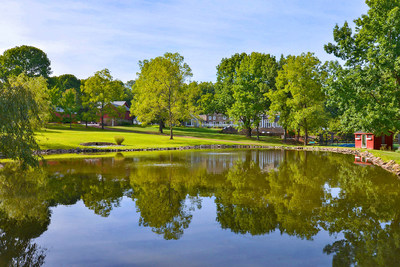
[0,150,400,265]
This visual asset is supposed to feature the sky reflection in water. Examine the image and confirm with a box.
[0,149,399,266]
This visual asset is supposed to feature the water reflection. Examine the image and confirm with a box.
[0,149,400,266]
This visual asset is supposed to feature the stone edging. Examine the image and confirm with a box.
[37,145,400,177]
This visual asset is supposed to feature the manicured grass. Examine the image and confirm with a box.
[110,125,282,144]
[34,124,282,151]
[368,150,400,165]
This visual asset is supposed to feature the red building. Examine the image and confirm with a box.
[102,101,133,126]
[354,131,393,150]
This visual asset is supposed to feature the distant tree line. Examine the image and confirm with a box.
[1,0,399,165]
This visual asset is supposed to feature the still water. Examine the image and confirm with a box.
[1,149,400,266]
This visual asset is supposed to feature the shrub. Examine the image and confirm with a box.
[114,136,125,145]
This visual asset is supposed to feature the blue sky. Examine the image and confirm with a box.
[0,0,368,82]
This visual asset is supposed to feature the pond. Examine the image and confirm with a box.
[0,149,399,266]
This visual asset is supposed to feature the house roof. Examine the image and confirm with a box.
[355,131,373,134]
[111,101,129,111]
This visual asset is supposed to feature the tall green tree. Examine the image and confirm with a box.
[324,0,400,134]
[48,74,82,115]
[81,69,125,129]
[228,52,278,138]
[60,89,79,129]
[269,53,327,145]
[188,81,217,115]
[0,45,51,81]
[131,52,192,139]
[215,53,247,114]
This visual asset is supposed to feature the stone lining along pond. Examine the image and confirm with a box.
[1,149,400,266]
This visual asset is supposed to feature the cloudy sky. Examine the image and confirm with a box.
[0,0,368,82]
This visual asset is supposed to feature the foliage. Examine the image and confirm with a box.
[81,69,125,129]
[60,89,79,128]
[0,45,51,81]
[268,53,327,145]
[215,53,247,114]
[215,52,278,137]
[131,52,192,139]
[48,74,81,115]
[123,80,135,105]
[0,83,40,167]
[8,73,50,129]
[185,81,217,115]
[324,0,400,135]
[114,136,125,145]
[227,52,278,137]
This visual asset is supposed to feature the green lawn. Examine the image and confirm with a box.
[34,124,282,150]
[366,150,400,164]
[110,125,282,143]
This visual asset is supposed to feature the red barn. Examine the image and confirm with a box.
[354,131,393,150]
[102,101,133,126]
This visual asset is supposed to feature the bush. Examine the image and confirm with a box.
[114,136,125,145]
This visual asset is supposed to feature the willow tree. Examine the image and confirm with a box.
[8,73,50,129]
[131,52,192,139]
[0,83,40,167]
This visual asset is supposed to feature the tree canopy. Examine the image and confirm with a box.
[0,45,51,81]
[268,53,327,145]
[60,89,79,128]
[81,69,125,129]
[324,0,400,134]
[131,52,192,139]
[215,52,278,137]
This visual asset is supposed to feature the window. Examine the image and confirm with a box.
[213,116,216,120]
[208,116,212,120]
[223,116,226,120]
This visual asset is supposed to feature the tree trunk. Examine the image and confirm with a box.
[85,119,88,128]
[70,113,72,129]
[304,128,308,146]
[256,125,260,141]
[170,125,173,140]
[101,115,104,130]
[284,128,287,142]
[159,119,164,134]
[246,126,252,138]
[296,129,300,142]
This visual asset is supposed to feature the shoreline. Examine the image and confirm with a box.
[36,144,400,177]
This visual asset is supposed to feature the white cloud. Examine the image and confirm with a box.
[0,0,367,82]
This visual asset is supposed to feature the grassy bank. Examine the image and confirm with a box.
[2,123,400,166]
